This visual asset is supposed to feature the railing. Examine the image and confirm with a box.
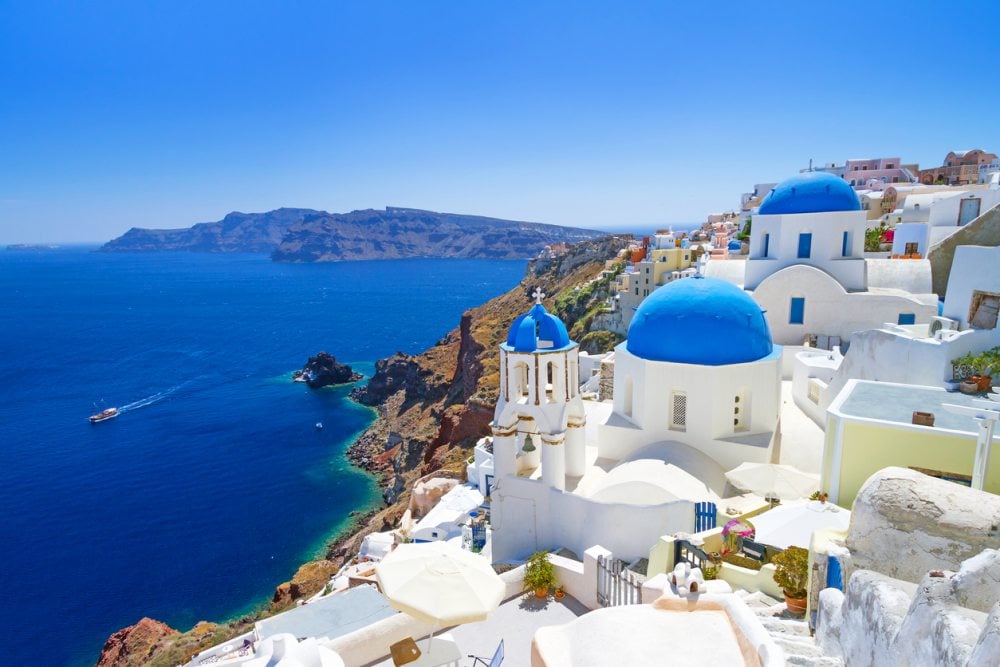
[674,539,710,571]
[596,554,642,607]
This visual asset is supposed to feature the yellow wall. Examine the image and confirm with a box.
[834,421,1000,507]
[645,248,693,285]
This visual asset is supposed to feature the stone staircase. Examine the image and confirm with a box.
[735,590,843,667]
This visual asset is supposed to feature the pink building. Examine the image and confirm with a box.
[844,157,918,189]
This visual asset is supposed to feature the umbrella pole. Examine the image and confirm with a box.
[426,627,435,651]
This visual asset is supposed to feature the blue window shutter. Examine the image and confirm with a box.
[762,233,770,258]
[898,313,915,325]
[790,297,805,324]
[798,233,812,258]
[842,231,849,257]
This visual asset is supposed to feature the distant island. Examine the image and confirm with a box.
[100,206,605,261]
[6,243,60,250]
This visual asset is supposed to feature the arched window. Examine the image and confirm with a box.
[513,362,530,400]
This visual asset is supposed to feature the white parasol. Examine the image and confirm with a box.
[375,541,505,649]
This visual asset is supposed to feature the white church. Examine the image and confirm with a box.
[471,280,785,563]
[706,171,939,346]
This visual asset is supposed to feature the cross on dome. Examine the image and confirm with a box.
[532,287,545,304]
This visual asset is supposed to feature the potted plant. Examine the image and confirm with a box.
[523,551,556,599]
[554,586,565,600]
[771,546,809,615]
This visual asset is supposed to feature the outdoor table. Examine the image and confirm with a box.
[407,633,461,667]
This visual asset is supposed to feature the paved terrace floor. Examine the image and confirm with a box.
[369,594,589,667]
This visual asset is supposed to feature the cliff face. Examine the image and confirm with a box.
[101,208,318,253]
[272,207,604,262]
[345,234,631,498]
[101,206,605,260]
[96,618,178,667]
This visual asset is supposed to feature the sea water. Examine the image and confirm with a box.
[0,248,525,666]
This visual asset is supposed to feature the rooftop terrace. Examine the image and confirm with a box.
[836,381,993,434]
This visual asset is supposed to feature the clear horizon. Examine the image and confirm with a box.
[2,1,999,243]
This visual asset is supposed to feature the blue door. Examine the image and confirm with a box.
[826,554,843,590]
[790,297,805,324]
[798,233,812,258]
[694,501,717,532]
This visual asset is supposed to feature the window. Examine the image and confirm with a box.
[968,291,1000,329]
[898,313,916,325]
[904,242,918,255]
[762,233,770,258]
[797,233,812,259]
[733,389,749,432]
[789,297,805,324]
[841,231,849,257]
[670,391,687,431]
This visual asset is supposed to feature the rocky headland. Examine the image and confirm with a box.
[292,352,362,388]
[100,206,605,261]
[96,234,630,666]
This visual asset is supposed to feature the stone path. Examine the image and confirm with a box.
[734,590,843,666]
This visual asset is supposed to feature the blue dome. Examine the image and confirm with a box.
[505,303,572,352]
[626,277,774,365]
[727,240,742,251]
[758,172,861,215]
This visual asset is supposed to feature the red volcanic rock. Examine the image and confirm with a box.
[97,617,178,667]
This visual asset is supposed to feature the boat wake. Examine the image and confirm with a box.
[118,382,189,413]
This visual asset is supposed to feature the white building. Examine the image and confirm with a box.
[706,171,939,346]
[890,187,1000,257]
[475,278,786,564]
[600,276,781,472]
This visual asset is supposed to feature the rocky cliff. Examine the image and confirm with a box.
[101,206,605,260]
[293,352,362,388]
[101,208,317,253]
[95,234,630,667]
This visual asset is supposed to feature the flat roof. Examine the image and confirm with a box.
[836,381,991,434]
[256,584,397,641]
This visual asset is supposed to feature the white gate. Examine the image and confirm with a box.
[596,554,642,607]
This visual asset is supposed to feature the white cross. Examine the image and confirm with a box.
[532,287,545,304]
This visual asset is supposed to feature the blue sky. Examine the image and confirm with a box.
[1,1,998,242]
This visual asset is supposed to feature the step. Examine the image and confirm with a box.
[773,634,823,653]
[760,617,812,637]
[785,654,843,667]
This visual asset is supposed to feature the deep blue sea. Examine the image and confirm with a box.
[0,248,525,666]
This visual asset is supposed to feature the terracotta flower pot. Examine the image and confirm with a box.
[554,589,565,600]
[784,591,807,616]
[973,375,993,391]
[960,380,980,395]
[535,587,548,599]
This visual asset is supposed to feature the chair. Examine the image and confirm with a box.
[741,539,767,562]
[390,636,421,666]
[468,639,504,667]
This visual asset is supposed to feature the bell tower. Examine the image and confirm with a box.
[491,288,587,491]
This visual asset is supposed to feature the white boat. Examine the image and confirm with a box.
[315,422,324,430]
[89,407,119,423]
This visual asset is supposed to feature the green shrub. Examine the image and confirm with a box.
[771,546,809,597]
[523,551,557,593]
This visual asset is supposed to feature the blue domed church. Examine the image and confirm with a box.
[483,281,783,564]
[706,171,938,345]
[599,276,782,472]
